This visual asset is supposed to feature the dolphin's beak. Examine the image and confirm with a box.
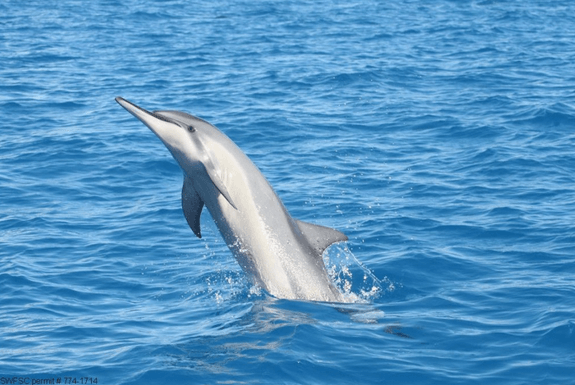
[115,97,172,133]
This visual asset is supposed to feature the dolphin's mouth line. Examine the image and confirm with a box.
[115,96,145,113]
[115,97,174,124]
[150,111,175,123]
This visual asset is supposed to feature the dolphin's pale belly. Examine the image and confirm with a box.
[196,168,345,302]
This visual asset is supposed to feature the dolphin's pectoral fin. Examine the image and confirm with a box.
[191,135,238,211]
[204,161,238,210]
[296,219,348,257]
[182,176,204,238]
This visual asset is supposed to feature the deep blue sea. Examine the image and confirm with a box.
[2,0,575,384]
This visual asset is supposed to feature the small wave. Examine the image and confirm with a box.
[509,103,575,129]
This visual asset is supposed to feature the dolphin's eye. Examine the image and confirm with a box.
[187,125,196,133]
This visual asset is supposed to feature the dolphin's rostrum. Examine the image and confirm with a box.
[116,97,349,302]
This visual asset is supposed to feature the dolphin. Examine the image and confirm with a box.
[115,97,349,302]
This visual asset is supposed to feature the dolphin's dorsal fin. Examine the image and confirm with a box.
[182,176,204,238]
[296,219,348,257]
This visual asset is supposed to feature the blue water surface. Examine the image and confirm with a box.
[1,0,575,384]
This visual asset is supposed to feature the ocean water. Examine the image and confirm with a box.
[1,0,575,383]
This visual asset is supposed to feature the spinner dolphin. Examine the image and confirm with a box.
[116,97,349,302]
